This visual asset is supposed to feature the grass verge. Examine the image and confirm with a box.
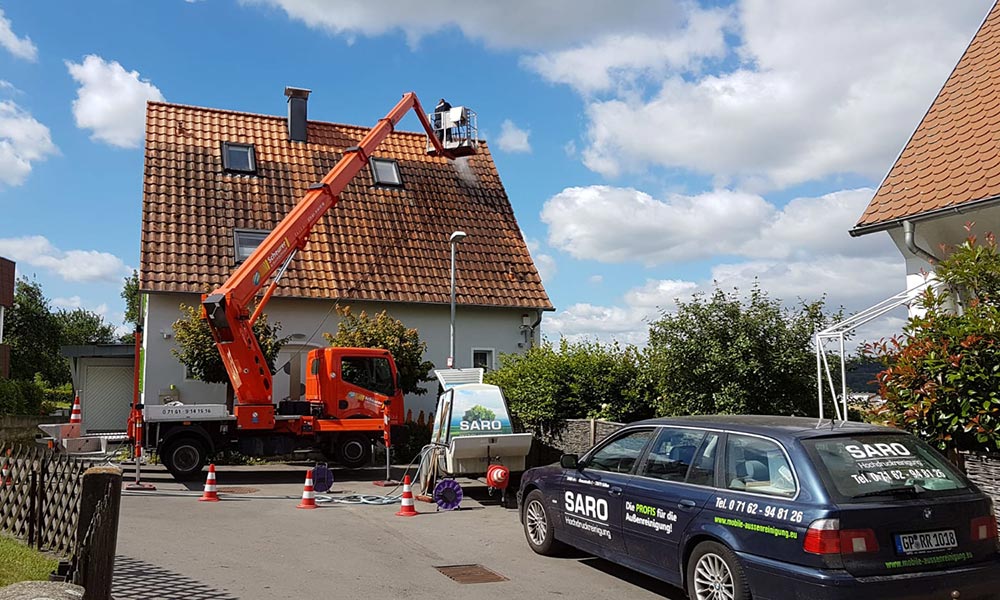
[0,535,58,587]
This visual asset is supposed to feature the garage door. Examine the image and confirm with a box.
[83,362,133,433]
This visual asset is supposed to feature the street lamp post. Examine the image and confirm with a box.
[449,231,467,368]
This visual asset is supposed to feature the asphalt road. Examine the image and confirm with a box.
[113,463,686,600]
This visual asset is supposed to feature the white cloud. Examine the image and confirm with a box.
[522,8,730,94]
[524,235,556,284]
[0,9,37,61]
[542,185,898,266]
[574,0,991,188]
[66,55,164,148]
[542,185,774,264]
[544,256,905,347]
[497,119,531,153]
[544,303,650,346]
[0,236,129,283]
[52,296,83,309]
[588,275,603,285]
[240,0,689,49]
[0,101,58,187]
[739,188,894,260]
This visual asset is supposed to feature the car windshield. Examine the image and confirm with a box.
[801,433,969,501]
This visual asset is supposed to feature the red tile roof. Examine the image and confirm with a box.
[140,101,552,310]
[856,3,1000,231]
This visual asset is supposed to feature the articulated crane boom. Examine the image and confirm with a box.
[201,92,473,431]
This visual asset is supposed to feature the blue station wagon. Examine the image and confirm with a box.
[518,416,1000,600]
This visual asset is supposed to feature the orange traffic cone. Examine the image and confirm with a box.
[395,475,418,517]
[297,469,317,509]
[199,464,220,502]
[69,393,82,424]
[1,457,11,487]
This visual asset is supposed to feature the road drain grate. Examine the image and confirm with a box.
[435,564,508,584]
[216,487,259,495]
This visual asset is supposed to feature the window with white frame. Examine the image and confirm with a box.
[472,348,495,371]
[234,229,269,263]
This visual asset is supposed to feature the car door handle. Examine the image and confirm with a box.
[609,487,623,497]
[678,499,697,509]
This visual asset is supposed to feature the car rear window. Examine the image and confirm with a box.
[801,434,969,501]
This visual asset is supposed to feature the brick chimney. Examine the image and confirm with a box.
[284,87,311,143]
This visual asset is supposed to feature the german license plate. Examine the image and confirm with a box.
[894,529,958,555]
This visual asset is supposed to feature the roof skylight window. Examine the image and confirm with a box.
[222,142,257,174]
[370,157,402,187]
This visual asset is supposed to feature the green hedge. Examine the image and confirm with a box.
[43,383,74,406]
[0,379,45,415]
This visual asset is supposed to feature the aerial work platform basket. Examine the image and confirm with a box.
[427,106,478,157]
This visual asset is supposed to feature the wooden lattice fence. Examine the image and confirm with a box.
[0,442,87,556]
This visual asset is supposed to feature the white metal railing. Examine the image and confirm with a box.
[427,106,478,154]
[815,278,944,422]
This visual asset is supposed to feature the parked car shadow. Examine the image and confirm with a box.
[575,556,686,599]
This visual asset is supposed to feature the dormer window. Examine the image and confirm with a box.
[222,142,257,174]
[370,157,402,187]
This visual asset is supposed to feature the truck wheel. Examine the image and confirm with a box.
[162,437,208,481]
[335,433,372,469]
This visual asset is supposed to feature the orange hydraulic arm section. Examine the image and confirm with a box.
[201,92,451,429]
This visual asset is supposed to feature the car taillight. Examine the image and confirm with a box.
[804,518,879,555]
[804,519,841,554]
[971,515,998,542]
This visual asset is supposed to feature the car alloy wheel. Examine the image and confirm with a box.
[693,552,735,600]
[525,497,548,547]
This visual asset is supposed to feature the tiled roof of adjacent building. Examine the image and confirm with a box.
[855,2,1000,233]
[140,100,553,310]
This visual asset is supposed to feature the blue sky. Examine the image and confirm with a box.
[0,0,993,346]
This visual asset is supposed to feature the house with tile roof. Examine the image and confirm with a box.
[139,90,552,415]
[853,3,1000,305]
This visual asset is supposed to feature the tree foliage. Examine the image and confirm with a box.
[120,270,140,343]
[4,278,118,386]
[6,279,70,384]
[484,339,655,434]
[171,303,286,384]
[55,308,117,346]
[647,285,834,418]
[0,378,44,416]
[866,226,1000,453]
[323,306,434,396]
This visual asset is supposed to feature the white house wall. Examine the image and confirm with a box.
[142,293,541,416]
[885,205,1000,316]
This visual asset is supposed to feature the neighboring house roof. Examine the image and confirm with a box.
[854,2,1000,234]
[61,345,135,359]
[140,101,553,310]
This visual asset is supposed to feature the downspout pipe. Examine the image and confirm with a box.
[903,220,939,264]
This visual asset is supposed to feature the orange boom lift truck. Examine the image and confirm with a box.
[127,93,478,481]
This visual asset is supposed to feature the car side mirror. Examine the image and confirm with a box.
[560,454,579,469]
